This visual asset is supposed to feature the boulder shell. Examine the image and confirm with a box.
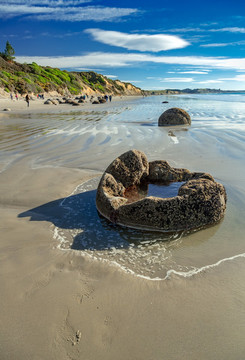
[96,150,227,232]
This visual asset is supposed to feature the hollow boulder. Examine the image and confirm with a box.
[96,150,227,232]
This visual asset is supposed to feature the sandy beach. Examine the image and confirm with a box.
[0,94,138,114]
[1,94,245,360]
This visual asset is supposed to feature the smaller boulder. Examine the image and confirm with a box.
[3,108,11,111]
[44,99,52,105]
[65,99,74,104]
[99,98,107,103]
[50,99,58,105]
[158,107,191,126]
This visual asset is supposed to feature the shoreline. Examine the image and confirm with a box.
[0,94,143,115]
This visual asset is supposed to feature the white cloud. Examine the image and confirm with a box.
[210,27,245,33]
[159,26,245,35]
[5,0,92,4]
[160,77,194,83]
[85,28,190,52]
[163,27,205,33]
[74,68,103,71]
[201,40,245,48]
[35,7,138,22]
[200,43,230,48]
[104,75,118,79]
[120,80,142,83]
[175,71,210,74]
[219,75,245,82]
[15,52,245,70]
[0,3,138,21]
[197,80,224,84]
[0,4,51,15]
[194,75,245,84]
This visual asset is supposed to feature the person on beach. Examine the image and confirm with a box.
[109,95,112,102]
[25,94,30,107]
[10,93,13,100]
[15,93,18,100]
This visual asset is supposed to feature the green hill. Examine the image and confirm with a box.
[0,56,143,97]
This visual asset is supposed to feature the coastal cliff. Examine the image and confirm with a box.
[0,56,143,97]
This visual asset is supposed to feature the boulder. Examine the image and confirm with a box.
[3,108,11,111]
[104,149,148,188]
[158,107,191,126]
[44,99,52,105]
[65,99,74,104]
[96,150,227,232]
[99,98,107,103]
[50,99,58,105]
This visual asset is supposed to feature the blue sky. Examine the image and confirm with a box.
[1,0,245,90]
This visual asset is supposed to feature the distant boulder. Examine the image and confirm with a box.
[162,101,169,103]
[50,99,58,105]
[44,99,52,105]
[65,99,74,104]
[3,108,11,111]
[158,107,191,126]
[99,98,107,103]
[44,99,58,105]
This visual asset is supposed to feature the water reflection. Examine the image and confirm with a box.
[124,181,185,204]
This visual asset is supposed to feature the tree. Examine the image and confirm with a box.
[1,41,15,61]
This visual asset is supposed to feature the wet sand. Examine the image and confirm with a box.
[0,94,245,359]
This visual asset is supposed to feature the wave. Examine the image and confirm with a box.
[162,253,245,281]
[51,178,245,281]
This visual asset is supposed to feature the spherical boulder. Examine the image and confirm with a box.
[158,107,191,126]
[96,150,227,233]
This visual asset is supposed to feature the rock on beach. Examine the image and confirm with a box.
[158,107,191,126]
[96,149,227,232]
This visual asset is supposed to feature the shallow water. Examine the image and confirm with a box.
[1,94,245,280]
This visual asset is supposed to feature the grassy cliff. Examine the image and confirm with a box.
[0,56,142,97]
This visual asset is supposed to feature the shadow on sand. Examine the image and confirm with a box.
[18,188,184,251]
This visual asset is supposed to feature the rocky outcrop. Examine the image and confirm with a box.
[158,107,191,126]
[96,150,227,232]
